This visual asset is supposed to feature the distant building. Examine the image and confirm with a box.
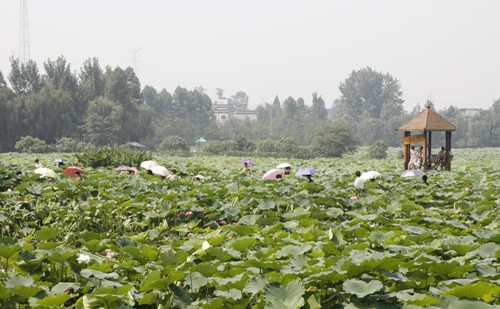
[212,97,258,123]
[458,108,482,118]
[213,98,230,122]
[233,110,258,121]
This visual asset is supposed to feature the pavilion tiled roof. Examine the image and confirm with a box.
[397,107,456,131]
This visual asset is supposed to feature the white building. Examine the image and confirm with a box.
[212,98,258,123]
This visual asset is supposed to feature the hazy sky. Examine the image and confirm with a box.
[1,0,499,111]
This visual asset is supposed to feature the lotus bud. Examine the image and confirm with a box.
[106,251,117,260]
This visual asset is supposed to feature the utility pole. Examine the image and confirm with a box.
[19,0,30,63]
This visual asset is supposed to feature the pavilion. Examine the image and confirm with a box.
[397,104,456,171]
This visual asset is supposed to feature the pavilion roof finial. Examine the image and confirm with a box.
[424,99,434,109]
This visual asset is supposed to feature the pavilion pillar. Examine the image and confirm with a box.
[403,131,411,170]
[445,131,452,171]
[428,131,432,170]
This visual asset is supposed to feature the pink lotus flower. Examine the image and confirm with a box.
[219,220,227,226]
[185,211,194,216]
[106,251,117,260]
[349,196,358,201]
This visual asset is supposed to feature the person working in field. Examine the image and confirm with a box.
[353,171,364,189]
[167,169,181,180]
[242,162,252,176]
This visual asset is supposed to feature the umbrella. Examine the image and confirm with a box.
[401,170,426,177]
[54,158,66,163]
[360,171,381,181]
[34,167,57,179]
[126,142,145,148]
[150,165,170,177]
[296,167,317,176]
[240,159,255,166]
[62,166,84,178]
[140,160,159,170]
[115,166,134,172]
[193,174,205,180]
[276,163,292,169]
[262,168,284,180]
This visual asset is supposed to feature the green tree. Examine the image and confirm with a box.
[367,140,388,159]
[272,96,281,117]
[8,57,42,94]
[0,84,15,151]
[79,98,123,146]
[43,56,78,95]
[228,91,248,112]
[16,85,75,143]
[283,96,298,119]
[78,57,105,106]
[158,135,190,153]
[0,71,6,88]
[310,92,327,121]
[15,136,49,153]
[335,67,404,121]
[312,123,357,157]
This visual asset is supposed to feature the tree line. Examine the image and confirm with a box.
[0,57,499,156]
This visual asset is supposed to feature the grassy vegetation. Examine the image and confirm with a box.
[0,148,499,308]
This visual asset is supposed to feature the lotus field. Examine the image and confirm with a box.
[0,148,499,308]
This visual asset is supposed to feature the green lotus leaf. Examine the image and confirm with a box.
[476,242,500,258]
[0,285,11,300]
[10,285,43,300]
[205,247,234,262]
[83,239,106,253]
[278,244,312,258]
[0,243,21,260]
[342,279,383,298]
[258,200,276,210]
[4,274,34,287]
[214,288,243,300]
[393,290,439,306]
[474,265,498,278]
[34,227,61,241]
[160,250,189,266]
[238,215,260,225]
[0,236,17,246]
[80,269,119,280]
[51,282,81,294]
[264,279,305,309]
[244,276,269,295]
[403,226,428,235]
[443,281,500,302]
[231,225,257,236]
[446,299,498,309]
[184,272,208,292]
[169,283,192,304]
[93,285,133,296]
[32,293,72,306]
[48,247,76,264]
[230,237,259,253]
[289,255,309,269]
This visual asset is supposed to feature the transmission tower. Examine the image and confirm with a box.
[128,48,142,74]
[19,0,31,63]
